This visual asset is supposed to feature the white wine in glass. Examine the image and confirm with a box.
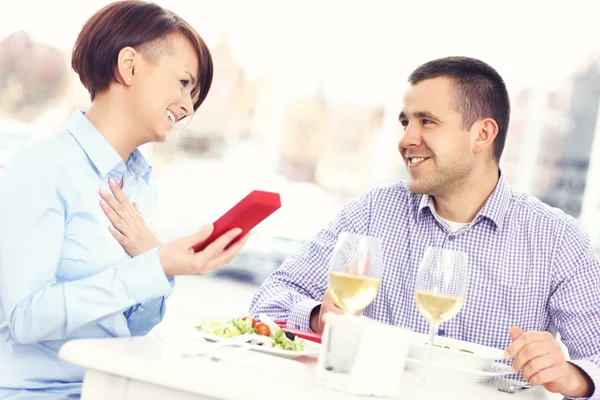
[414,247,469,382]
[327,232,383,314]
[414,291,464,325]
[329,271,380,313]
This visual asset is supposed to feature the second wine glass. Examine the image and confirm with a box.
[414,246,469,380]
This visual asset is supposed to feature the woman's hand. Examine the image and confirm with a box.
[158,225,250,276]
[99,178,162,257]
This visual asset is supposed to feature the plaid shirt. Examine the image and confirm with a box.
[250,174,600,399]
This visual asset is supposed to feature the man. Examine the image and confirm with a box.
[250,57,600,398]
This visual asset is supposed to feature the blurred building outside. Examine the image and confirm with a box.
[502,49,600,250]
[4,29,600,282]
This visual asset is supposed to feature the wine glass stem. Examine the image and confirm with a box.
[425,323,439,365]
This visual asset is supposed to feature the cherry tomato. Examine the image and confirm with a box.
[242,316,256,328]
[255,322,271,336]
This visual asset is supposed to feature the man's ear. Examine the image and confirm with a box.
[472,118,499,156]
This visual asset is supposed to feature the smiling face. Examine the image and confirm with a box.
[398,76,477,196]
[126,33,199,143]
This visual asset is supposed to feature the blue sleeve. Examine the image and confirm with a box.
[124,277,175,336]
[0,151,173,345]
[121,181,174,336]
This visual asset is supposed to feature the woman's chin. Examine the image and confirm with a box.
[151,130,169,143]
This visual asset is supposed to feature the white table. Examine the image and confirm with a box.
[59,336,563,400]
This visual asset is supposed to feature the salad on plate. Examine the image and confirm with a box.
[196,316,306,352]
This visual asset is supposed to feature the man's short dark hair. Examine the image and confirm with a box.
[408,56,510,163]
[72,0,213,111]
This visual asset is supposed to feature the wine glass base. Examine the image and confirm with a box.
[410,364,440,388]
[407,371,442,400]
[413,374,435,387]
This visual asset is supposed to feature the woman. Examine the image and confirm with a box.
[0,1,248,398]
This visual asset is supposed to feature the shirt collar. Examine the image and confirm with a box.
[414,170,511,230]
[66,110,152,183]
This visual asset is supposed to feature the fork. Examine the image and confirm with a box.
[193,333,252,356]
[489,377,533,394]
[157,330,252,357]
[205,343,253,362]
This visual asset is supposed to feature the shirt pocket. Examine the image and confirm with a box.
[459,259,549,349]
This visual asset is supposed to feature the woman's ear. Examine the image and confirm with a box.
[116,46,137,85]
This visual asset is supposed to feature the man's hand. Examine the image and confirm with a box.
[309,289,364,333]
[505,327,593,398]
[310,264,370,333]
[310,290,344,333]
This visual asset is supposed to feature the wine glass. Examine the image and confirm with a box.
[327,232,383,315]
[414,246,469,381]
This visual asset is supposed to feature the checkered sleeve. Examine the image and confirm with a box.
[549,221,600,399]
[248,191,372,331]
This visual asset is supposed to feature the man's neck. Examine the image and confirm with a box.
[432,168,500,223]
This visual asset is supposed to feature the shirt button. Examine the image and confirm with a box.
[448,236,455,241]
[438,328,445,336]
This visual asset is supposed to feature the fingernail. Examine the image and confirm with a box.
[504,351,511,360]
[99,188,106,195]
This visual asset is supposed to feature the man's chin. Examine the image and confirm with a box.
[407,179,430,195]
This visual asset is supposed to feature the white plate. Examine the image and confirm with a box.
[198,330,321,360]
[404,357,515,383]
[252,341,321,359]
[408,333,506,372]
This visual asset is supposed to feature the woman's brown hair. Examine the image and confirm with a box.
[72,0,213,110]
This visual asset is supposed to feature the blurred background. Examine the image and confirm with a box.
[2,0,600,325]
